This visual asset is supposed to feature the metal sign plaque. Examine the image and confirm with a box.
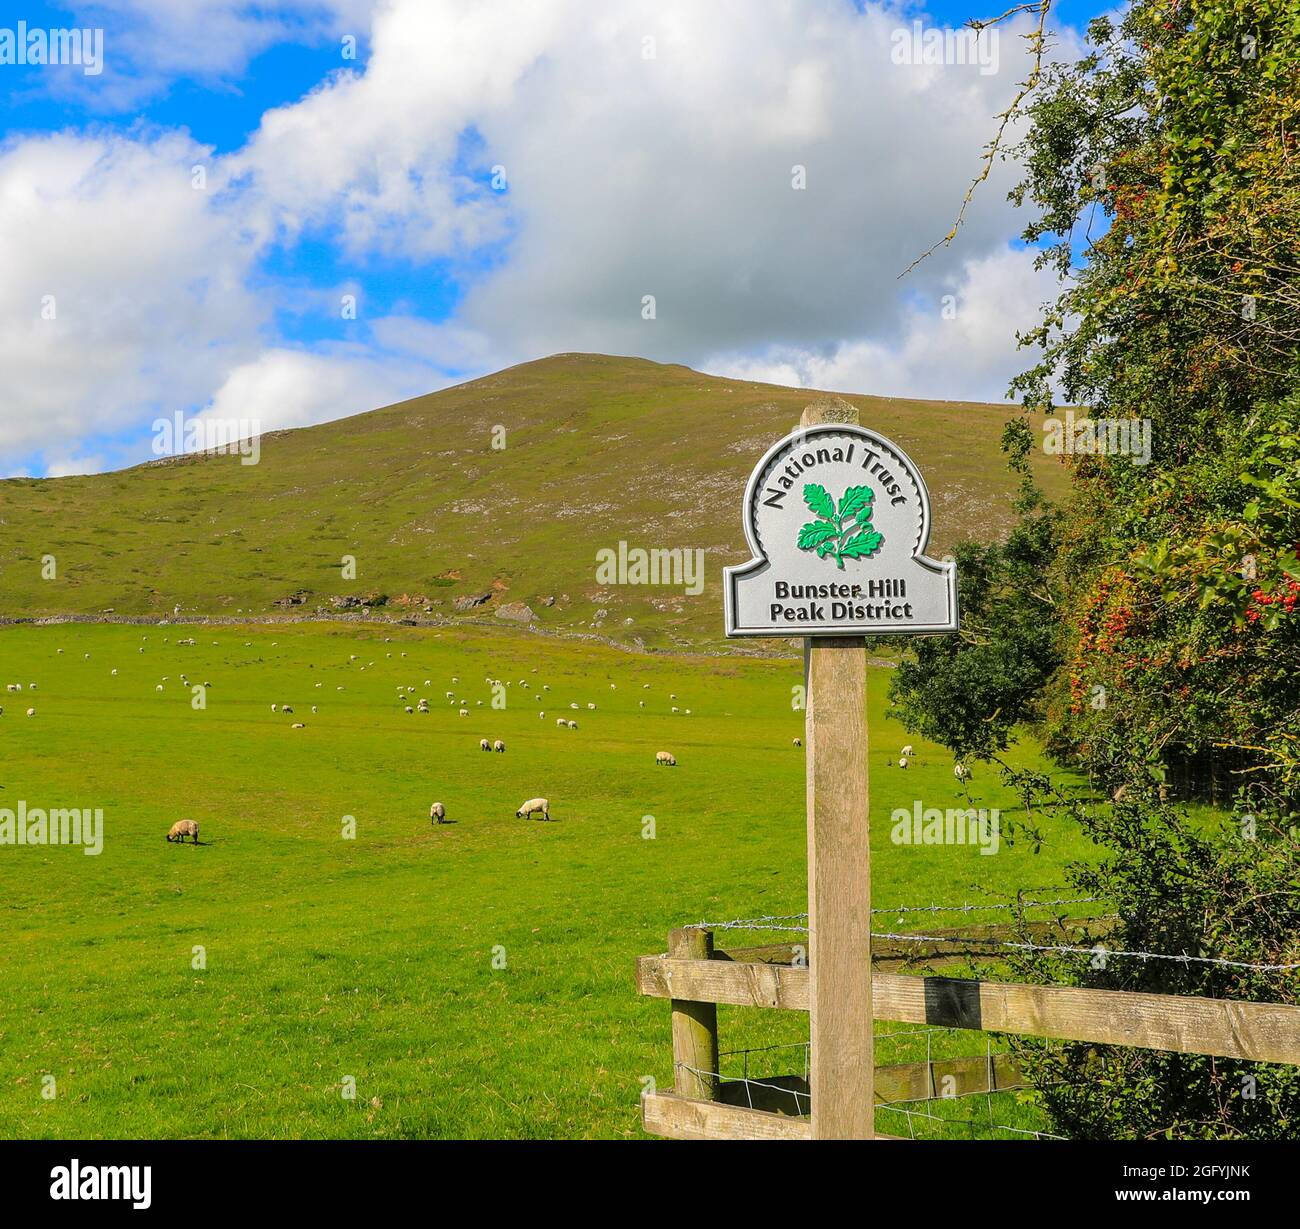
[724,423,958,637]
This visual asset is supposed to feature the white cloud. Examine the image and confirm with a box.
[705,246,1062,403]
[0,1,1084,476]
[195,344,454,436]
[0,130,267,466]
[238,0,1075,360]
[34,1,382,109]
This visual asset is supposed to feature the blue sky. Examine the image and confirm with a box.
[0,0,1114,477]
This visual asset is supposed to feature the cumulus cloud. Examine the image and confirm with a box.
[0,130,267,466]
[237,0,1072,359]
[34,0,382,109]
[195,343,454,436]
[705,246,1062,403]
[0,0,1083,475]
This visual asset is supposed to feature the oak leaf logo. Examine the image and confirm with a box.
[796,483,883,568]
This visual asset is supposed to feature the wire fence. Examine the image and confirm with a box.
[678,892,1300,974]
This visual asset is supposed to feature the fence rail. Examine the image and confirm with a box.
[638,926,1300,1140]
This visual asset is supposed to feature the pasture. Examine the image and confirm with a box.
[0,621,1096,1138]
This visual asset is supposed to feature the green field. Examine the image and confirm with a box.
[0,622,1096,1139]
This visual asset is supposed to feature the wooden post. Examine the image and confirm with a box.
[669,927,719,1101]
[801,398,873,1138]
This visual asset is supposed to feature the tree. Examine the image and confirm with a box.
[892,0,1300,1137]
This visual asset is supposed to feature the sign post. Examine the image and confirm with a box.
[723,396,958,1139]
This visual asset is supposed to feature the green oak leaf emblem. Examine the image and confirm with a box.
[796,483,884,569]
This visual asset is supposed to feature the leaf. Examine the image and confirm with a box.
[838,484,874,520]
[839,530,883,560]
[803,483,835,520]
[797,521,839,550]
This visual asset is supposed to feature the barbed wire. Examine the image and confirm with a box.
[683,895,1107,935]
[870,931,1300,973]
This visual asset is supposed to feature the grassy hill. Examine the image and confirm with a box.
[0,353,1064,647]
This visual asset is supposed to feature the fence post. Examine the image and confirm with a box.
[669,927,719,1101]
[801,398,874,1139]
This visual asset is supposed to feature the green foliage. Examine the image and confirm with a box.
[895,0,1300,1137]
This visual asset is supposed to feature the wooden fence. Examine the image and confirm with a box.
[636,924,1300,1140]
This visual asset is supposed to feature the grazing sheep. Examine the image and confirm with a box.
[404,706,413,714]
[311,706,318,714]
[556,717,567,726]
[567,720,577,730]
[271,703,278,713]
[26,708,35,717]
[793,737,802,747]
[901,744,914,757]
[898,757,909,769]
[493,740,505,753]
[282,705,293,714]
[655,751,676,766]
[430,802,446,824]
[515,797,550,821]
[480,738,491,751]
[291,722,305,729]
[166,819,200,844]
[155,684,164,692]
[459,709,469,717]
[587,703,595,710]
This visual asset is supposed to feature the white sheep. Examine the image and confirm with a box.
[480,738,491,751]
[166,819,199,844]
[459,709,469,717]
[901,744,914,757]
[291,722,305,729]
[430,802,446,824]
[515,797,550,821]
[567,720,577,730]
[493,739,505,753]
[556,717,567,726]
[793,737,802,747]
[655,751,676,766]
[898,757,909,769]
[26,708,35,717]
[271,703,278,713]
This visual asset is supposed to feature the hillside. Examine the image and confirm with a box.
[0,354,1065,647]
